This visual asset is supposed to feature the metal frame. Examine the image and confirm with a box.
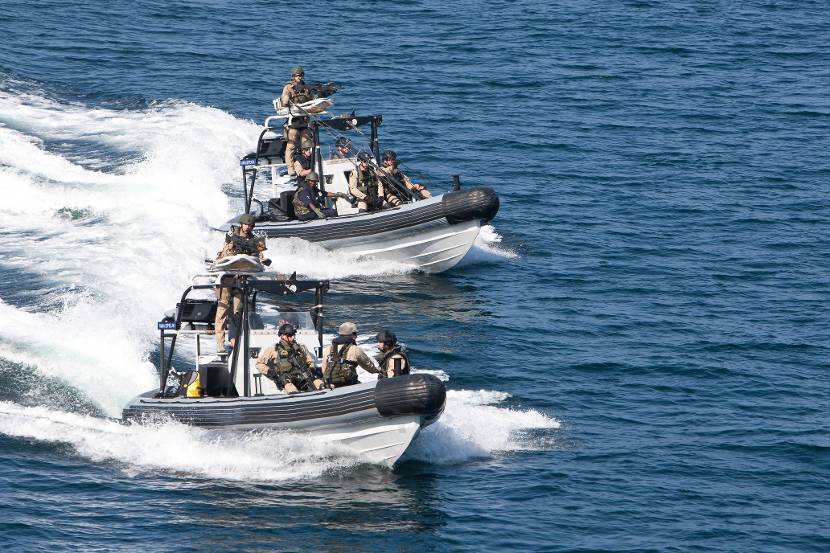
[156,277,329,399]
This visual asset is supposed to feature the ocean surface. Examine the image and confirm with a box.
[1,1,829,551]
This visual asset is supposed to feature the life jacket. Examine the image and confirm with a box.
[377,346,411,378]
[325,337,359,387]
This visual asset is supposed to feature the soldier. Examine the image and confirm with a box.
[321,322,380,388]
[214,214,268,352]
[374,329,411,378]
[380,150,432,206]
[280,65,314,109]
[281,66,314,173]
[255,323,326,393]
[348,151,384,212]
[332,136,352,159]
[292,171,345,221]
[293,138,316,186]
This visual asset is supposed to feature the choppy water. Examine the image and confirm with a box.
[1,1,829,551]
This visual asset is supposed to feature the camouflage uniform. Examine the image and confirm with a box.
[281,72,314,173]
[348,167,384,212]
[256,339,324,393]
[381,165,432,206]
[321,339,379,387]
[214,229,266,352]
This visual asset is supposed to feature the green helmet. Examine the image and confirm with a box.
[291,65,304,76]
[301,139,314,149]
[239,214,255,225]
[306,171,319,183]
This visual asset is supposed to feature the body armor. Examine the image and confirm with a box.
[284,80,313,104]
[376,346,411,378]
[325,341,359,387]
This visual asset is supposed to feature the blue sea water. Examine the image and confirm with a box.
[1,1,829,551]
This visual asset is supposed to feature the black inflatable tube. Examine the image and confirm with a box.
[374,373,446,419]
[442,186,499,225]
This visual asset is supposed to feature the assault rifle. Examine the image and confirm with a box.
[227,233,257,254]
[226,233,272,265]
[364,163,420,203]
[266,355,320,393]
[305,82,337,99]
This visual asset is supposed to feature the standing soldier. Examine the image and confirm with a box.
[255,323,326,393]
[321,322,380,387]
[213,214,268,352]
[374,329,411,378]
[293,138,316,186]
[281,66,313,174]
[348,151,384,212]
[380,150,432,206]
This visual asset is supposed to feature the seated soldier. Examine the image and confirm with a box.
[374,329,411,378]
[255,323,325,394]
[332,137,352,159]
[348,152,384,213]
[321,322,380,387]
[380,150,432,206]
[292,171,347,221]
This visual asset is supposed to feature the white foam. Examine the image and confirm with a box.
[457,224,518,267]
[0,401,357,481]
[0,89,258,415]
[405,389,560,464]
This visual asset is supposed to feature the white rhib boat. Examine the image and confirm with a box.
[226,104,499,273]
[122,268,445,467]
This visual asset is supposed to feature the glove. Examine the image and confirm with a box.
[335,192,349,200]
[313,208,326,219]
[262,258,272,267]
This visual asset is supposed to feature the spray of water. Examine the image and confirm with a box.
[0,85,543,477]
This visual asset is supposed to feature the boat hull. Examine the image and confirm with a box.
[237,187,499,273]
[122,373,446,467]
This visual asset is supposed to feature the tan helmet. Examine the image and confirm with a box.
[338,321,357,335]
[301,138,314,149]
[306,171,319,183]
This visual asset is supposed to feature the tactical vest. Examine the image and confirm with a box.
[292,187,314,218]
[354,168,379,199]
[271,342,302,376]
[325,342,358,387]
[285,81,313,104]
[377,347,411,378]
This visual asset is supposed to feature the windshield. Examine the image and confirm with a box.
[270,310,314,330]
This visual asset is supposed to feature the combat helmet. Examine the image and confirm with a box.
[239,213,255,225]
[357,151,372,163]
[291,65,305,76]
[335,136,351,148]
[278,323,297,336]
[301,138,314,149]
[305,171,319,183]
[382,150,398,162]
[376,329,397,345]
